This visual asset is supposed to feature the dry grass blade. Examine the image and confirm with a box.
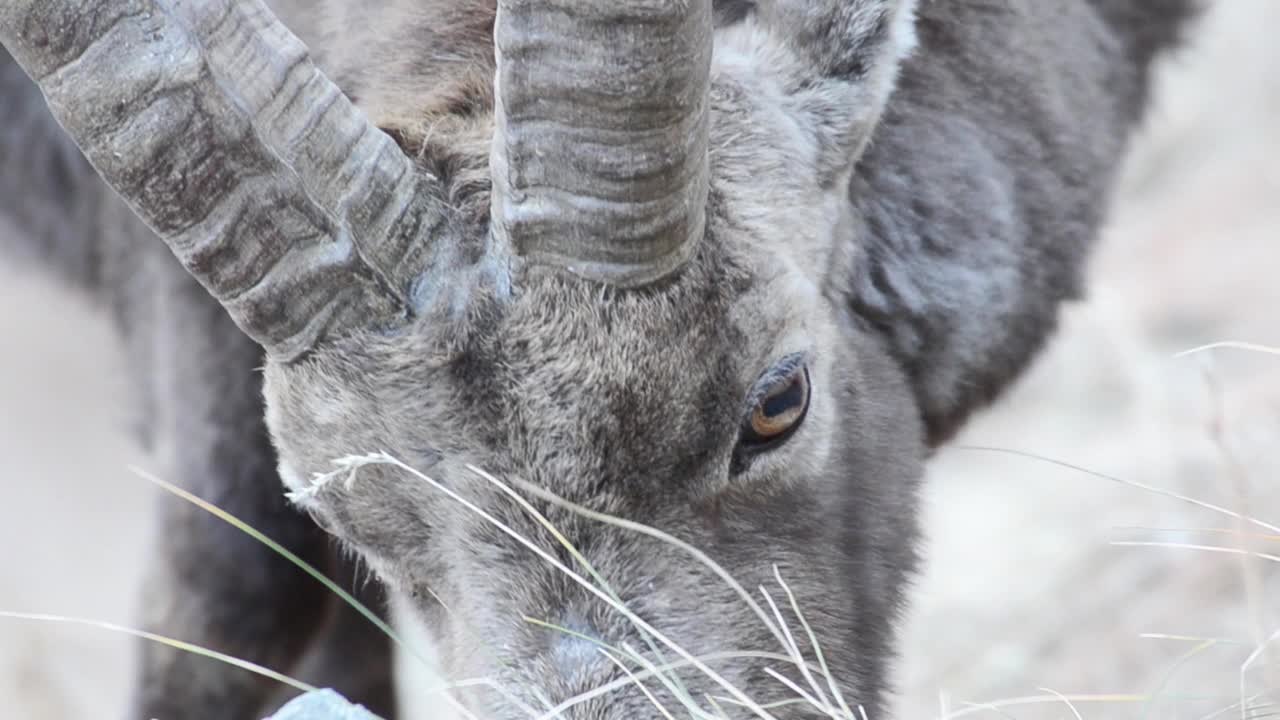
[709,695,818,712]
[619,640,727,720]
[1141,633,1252,647]
[1174,342,1280,358]
[1196,692,1273,720]
[538,649,832,719]
[480,464,868,718]
[523,617,691,717]
[757,584,834,712]
[1249,702,1280,717]
[0,611,316,694]
[330,453,780,719]
[599,648,680,720]
[1140,638,1219,720]
[954,447,1280,534]
[1241,630,1280,720]
[1116,526,1280,543]
[704,693,733,719]
[485,464,872,718]
[466,464,693,705]
[502,472,791,652]
[773,566,856,717]
[134,465,522,719]
[130,466,409,657]
[956,700,1020,720]
[1111,540,1280,564]
[525,618,782,720]
[762,666,835,716]
[940,693,1146,719]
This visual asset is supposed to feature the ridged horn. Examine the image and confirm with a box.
[490,0,713,286]
[0,0,446,360]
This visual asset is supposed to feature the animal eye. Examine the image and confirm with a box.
[740,365,810,450]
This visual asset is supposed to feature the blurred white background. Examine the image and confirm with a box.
[1,1,1277,718]
[898,1,1280,716]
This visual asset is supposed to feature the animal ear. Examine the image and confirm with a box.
[836,3,1190,447]
[838,23,1079,449]
[714,0,920,185]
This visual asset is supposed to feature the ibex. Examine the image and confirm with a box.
[0,0,1194,717]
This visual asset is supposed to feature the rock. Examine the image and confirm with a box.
[266,689,382,720]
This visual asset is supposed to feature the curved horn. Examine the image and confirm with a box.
[491,0,713,286]
[0,0,444,360]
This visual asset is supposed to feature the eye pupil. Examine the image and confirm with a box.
[740,366,810,450]
[761,376,805,418]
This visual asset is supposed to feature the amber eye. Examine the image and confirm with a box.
[740,365,810,450]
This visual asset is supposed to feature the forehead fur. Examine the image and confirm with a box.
[264,0,877,531]
[269,206,832,496]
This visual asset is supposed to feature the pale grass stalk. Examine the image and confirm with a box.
[522,617,707,719]
[941,693,1146,718]
[0,611,315,693]
[599,648,679,720]
[332,453,779,719]
[1139,638,1218,720]
[773,565,856,717]
[508,473,792,651]
[1110,540,1280,563]
[763,666,838,716]
[132,466,409,655]
[1240,630,1280,720]
[619,640,726,720]
[494,462,865,717]
[1244,705,1280,720]
[956,700,1020,720]
[1196,692,1275,720]
[523,616,615,651]
[955,447,1280,535]
[133,465,513,720]
[539,650,831,719]
[1174,341,1280,358]
[1200,361,1277,688]
[758,584,833,710]
[466,464,692,703]
[1116,526,1280,543]
[704,693,732,719]
[445,695,484,720]
[710,695,819,712]
[493,464,884,720]
[1142,633,1251,646]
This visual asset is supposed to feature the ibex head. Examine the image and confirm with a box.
[4,0,1104,715]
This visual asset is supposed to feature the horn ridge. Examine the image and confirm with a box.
[491,0,713,286]
[0,0,450,360]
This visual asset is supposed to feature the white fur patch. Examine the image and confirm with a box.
[893,0,922,59]
[277,459,313,503]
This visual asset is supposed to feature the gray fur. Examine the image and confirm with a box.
[0,0,1195,717]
